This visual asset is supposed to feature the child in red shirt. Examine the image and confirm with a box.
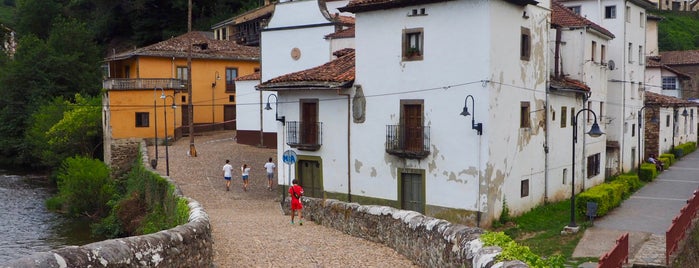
[289,179,304,225]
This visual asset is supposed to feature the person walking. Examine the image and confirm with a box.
[289,179,304,225]
[241,163,251,191]
[264,157,276,191]
[222,160,233,191]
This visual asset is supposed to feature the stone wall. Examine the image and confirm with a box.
[107,138,143,178]
[1,141,213,268]
[294,197,527,268]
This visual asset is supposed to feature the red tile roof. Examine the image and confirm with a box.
[325,27,355,39]
[549,76,590,92]
[659,50,699,65]
[258,49,355,90]
[646,56,690,78]
[332,14,355,25]
[109,31,260,61]
[236,71,261,81]
[339,0,453,13]
[645,91,697,106]
[552,1,614,39]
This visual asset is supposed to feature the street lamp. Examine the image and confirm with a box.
[152,87,164,168]
[161,93,177,176]
[211,71,220,129]
[265,94,286,125]
[459,94,483,135]
[570,108,604,228]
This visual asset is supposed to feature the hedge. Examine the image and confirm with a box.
[659,153,675,166]
[673,142,697,159]
[639,163,658,182]
[577,174,641,218]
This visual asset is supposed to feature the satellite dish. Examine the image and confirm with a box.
[607,60,615,70]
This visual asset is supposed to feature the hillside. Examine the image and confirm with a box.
[655,10,699,52]
[0,2,14,27]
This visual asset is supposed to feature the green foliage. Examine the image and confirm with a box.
[614,174,643,193]
[94,156,189,238]
[577,174,643,218]
[499,198,511,224]
[481,232,565,268]
[52,156,114,218]
[639,163,658,182]
[660,153,676,165]
[656,11,699,51]
[673,142,697,159]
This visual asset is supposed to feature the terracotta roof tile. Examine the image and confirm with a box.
[326,27,355,39]
[552,1,614,39]
[110,31,260,61]
[659,50,699,65]
[645,91,698,106]
[258,49,355,90]
[549,76,590,92]
[646,56,690,78]
[332,14,355,25]
[339,0,452,13]
[236,71,261,81]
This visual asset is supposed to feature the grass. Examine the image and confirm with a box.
[491,199,592,265]
[0,3,14,27]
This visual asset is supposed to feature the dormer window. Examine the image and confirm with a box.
[402,28,423,61]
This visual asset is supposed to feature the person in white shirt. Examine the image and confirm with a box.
[222,159,233,191]
[263,157,276,191]
[241,163,251,191]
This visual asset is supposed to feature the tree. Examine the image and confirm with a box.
[51,156,114,218]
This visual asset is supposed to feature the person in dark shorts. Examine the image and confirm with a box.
[222,160,233,191]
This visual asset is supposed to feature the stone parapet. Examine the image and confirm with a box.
[0,141,213,268]
[299,197,527,268]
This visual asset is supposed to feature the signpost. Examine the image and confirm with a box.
[282,150,297,205]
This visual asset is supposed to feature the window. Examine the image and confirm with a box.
[587,101,592,123]
[135,112,149,127]
[521,179,529,197]
[561,106,567,128]
[226,68,238,92]
[520,102,530,128]
[625,6,630,22]
[639,45,644,65]
[402,28,424,61]
[571,108,575,126]
[177,66,188,81]
[640,12,645,27]
[587,153,601,178]
[628,43,633,63]
[662,77,677,90]
[666,115,671,127]
[591,41,597,62]
[124,65,130,78]
[229,95,235,102]
[632,123,636,137]
[605,6,616,19]
[520,27,531,61]
[569,6,581,14]
[181,95,186,103]
[601,45,606,63]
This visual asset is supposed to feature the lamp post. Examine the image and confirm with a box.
[212,71,220,130]
[264,94,286,125]
[459,95,483,135]
[161,93,176,176]
[153,87,163,168]
[570,108,604,228]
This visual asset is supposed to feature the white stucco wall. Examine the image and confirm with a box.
[644,67,662,94]
[261,0,337,81]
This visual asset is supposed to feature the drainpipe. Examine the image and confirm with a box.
[338,88,352,202]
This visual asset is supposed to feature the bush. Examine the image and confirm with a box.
[639,163,658,182]
[673,142,697,159]
[481,231,565,268]
[51,156,114,218]
[660,153,676,166]
[614,174,642,193]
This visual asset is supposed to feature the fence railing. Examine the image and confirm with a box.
[103,78,187,90]
[285,121,323,151]
[666,188,699,265]
[385,125,430,159]
[598,232,629,268]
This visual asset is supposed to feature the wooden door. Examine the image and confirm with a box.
[403,104,423,152]
[298,160,322,198]
[224,105,236,130]
[181,105,189,135]
[301,101,318,144]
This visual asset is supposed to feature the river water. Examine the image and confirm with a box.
[0,171,101,263]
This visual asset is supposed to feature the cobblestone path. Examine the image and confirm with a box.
[150,130,417,268]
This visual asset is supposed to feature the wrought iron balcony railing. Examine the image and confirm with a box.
[286,121,323,151]
[386,125,430,159]
[103,78,187,90]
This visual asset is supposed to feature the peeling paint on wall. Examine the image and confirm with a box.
[446,171,465,184]
[354,159,363,173]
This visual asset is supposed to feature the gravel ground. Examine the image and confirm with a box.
[149,130,417,268]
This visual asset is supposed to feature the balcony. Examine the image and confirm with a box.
[103,78,187,90]
[386,125,430,159]
[286,121,323,151]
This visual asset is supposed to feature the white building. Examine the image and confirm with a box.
[558,0,655,175]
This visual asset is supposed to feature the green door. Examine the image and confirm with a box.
[298,160,322,198]
[401,172,424,213]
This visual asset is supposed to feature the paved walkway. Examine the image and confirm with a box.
[149,130,417,267]
[573,150,699,267]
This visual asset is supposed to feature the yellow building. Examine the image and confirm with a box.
[103,31,260,149]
